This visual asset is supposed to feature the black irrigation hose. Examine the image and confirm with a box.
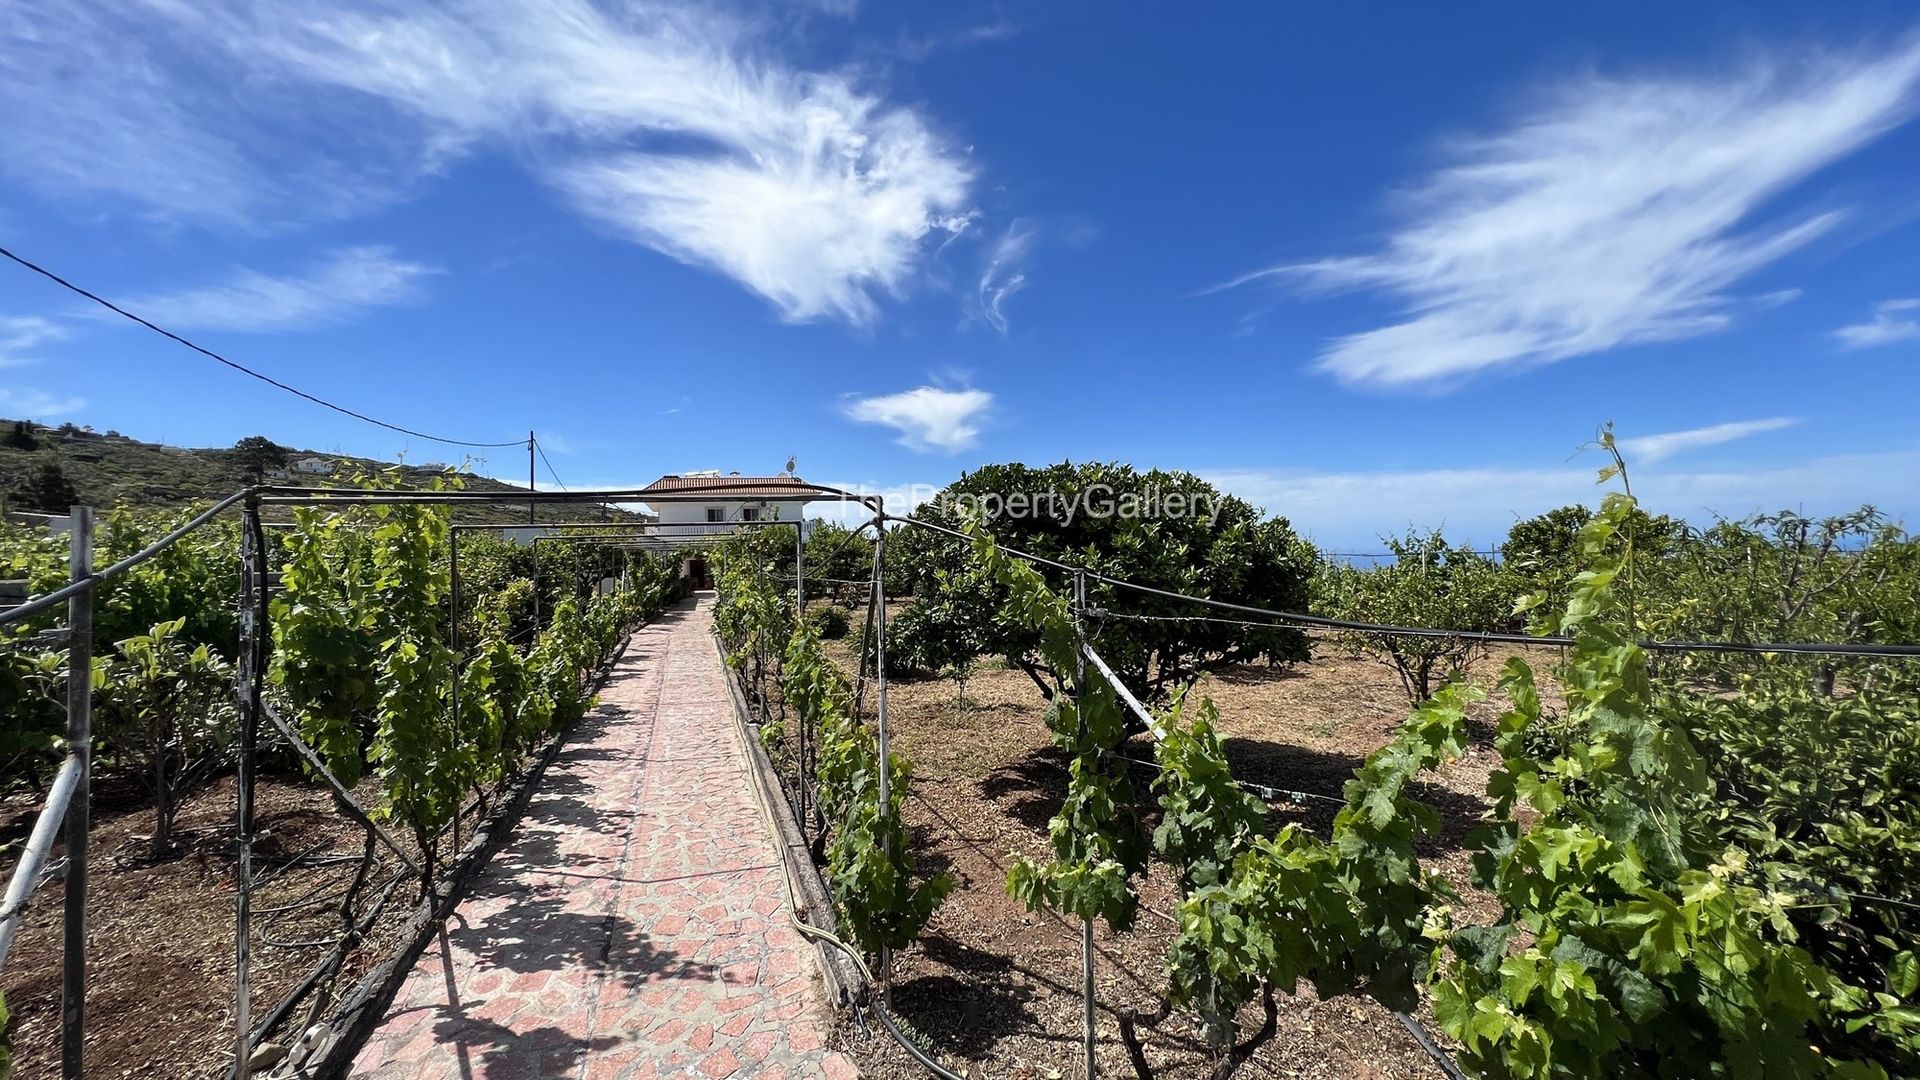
[880,513,1920,660]
[785,910,968,1080]
[1396,1010,1472,1080]
[236,871,408,1073]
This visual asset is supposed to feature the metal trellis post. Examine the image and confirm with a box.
[794,519,805,616]
[1073,570,1096,1079]
[872,514,892,990]
[234,499,268,1079]
[449,527,463,855]
[794,521,807,833]
[61,505,94,1080]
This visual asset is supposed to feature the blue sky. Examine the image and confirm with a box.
[2,0,1919,548]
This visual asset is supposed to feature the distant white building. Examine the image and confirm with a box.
[2,510,75,536]
[639,472,822,538]
[293,457,334,476]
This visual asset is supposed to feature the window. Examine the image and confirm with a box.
[740,506,761,522]
[706,507,725,523]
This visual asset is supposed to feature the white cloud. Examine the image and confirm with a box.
[0,316,63,368]
[0,387,85,418]
[972,222,1033,335]
[1226,42,1920,388]
[117,247,437,332]
[1204,449,1920,548]
[843,386,992,453]
[1832,297,1920,349]
[0,0,975,325]
[1617,416,1801,464]
[0,3,433,226]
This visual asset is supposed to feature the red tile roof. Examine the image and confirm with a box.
[638,475,833,500]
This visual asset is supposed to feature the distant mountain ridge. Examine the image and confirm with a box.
[0,420,638,525]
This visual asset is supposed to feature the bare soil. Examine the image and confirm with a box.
[819,629,1567,1080]
[0,767,422,1079]
[0,645,623,1079]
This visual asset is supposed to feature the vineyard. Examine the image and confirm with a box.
[0,444,1917,1079]
[713,449,1920,1080]
[0,471,691,1077]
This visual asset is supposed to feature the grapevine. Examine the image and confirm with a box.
[785,621,951,954]
[1150,688,1269,1047]
[1154,458,1920,1077]
[967,518,1149,931]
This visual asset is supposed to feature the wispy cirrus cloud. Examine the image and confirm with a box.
[1223,40,1920,388]
[843,386,992,453]
[0,386,84,419]
[0,316,63,368]
[116,247,438,333]
[971,222,1033,335]
[0,0,976,325]
[1617,417,1801,464]
[1832,297,1920,349]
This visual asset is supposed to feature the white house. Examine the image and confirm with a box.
[638,472,823,538]
[292,456,334,476]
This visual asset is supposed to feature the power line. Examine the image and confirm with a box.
[533,438,569,492]
[0,243,525,450]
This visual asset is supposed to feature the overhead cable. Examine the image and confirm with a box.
[0,243,525,449]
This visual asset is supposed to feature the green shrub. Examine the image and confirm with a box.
[806,604,851,640]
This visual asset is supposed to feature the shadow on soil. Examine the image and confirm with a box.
[972,726,1492,862]
[977,745,1073,834]
[896,937,1051,1057]
[1221,736,1490,852]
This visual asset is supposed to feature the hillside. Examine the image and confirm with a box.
[0,421,641,525]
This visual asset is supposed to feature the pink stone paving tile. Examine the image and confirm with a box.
[349,596,856,1080]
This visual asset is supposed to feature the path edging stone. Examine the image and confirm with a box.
[710,630,861,1008]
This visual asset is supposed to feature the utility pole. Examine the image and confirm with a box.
[527,430,536,525]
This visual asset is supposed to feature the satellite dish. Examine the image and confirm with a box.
[785,454,797,476]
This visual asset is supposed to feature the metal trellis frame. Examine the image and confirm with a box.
[8,472,1913,1080]
[61,506,93,1080]
[0,478,884,1079]
[1073,570,1097,1079]
[234,498,268,1078]
[870,514,894,995]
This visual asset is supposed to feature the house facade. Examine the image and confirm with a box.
[638,472,822,538]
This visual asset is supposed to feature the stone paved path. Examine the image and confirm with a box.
[352,596,855,1080]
